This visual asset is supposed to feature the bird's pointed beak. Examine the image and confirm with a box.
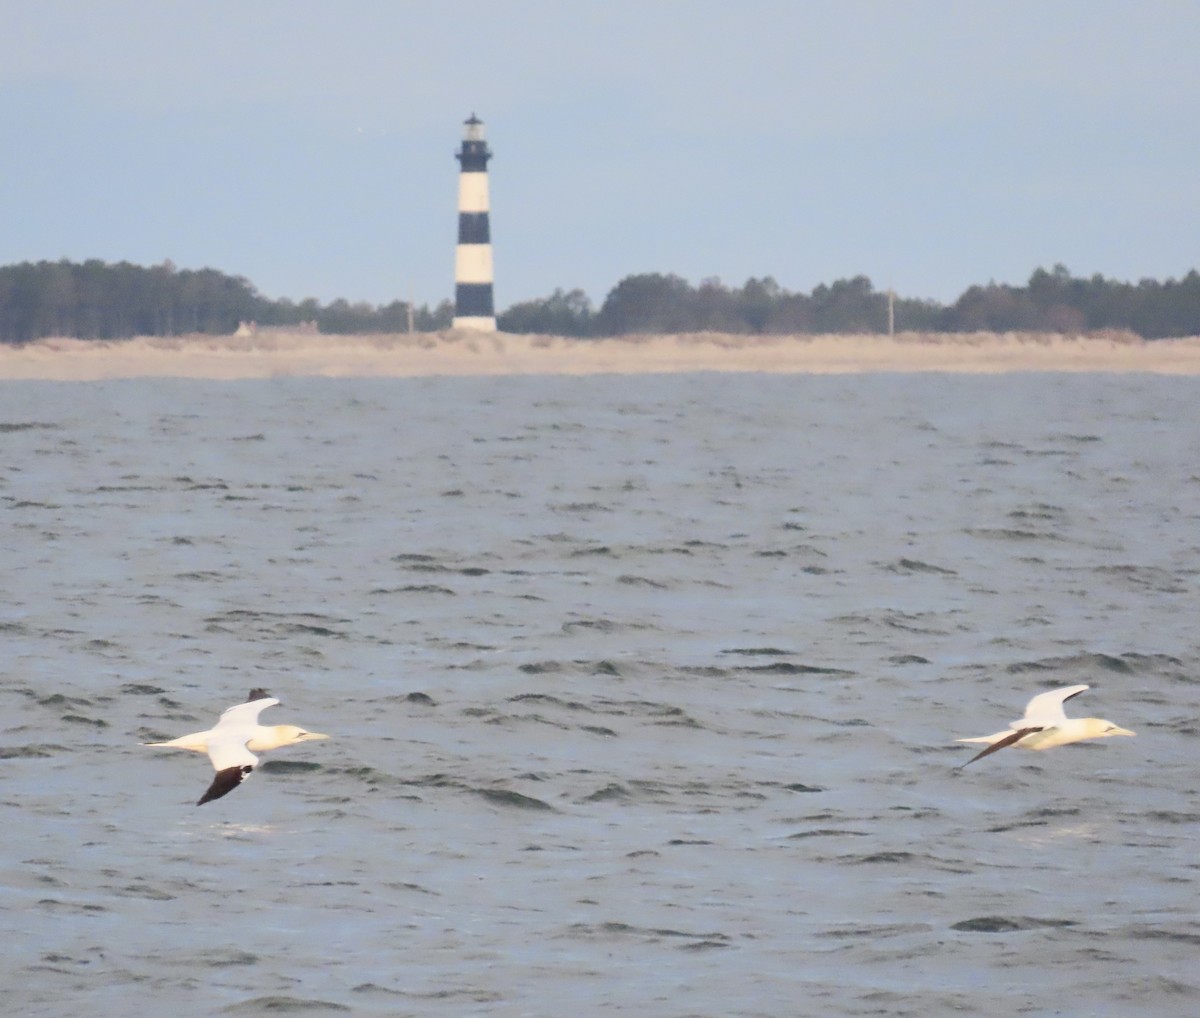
[1111,726,1135,737]
[302,731,330,742]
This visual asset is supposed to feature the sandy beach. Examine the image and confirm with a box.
[3,330,1200,380]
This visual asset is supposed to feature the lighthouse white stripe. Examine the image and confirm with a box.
[455,245,494,284]
[457,172,491,213]
[452,315,497,331]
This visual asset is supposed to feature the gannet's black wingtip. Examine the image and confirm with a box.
[197,765,254,805]
[247,688,270,702]
[958,727,1043,768]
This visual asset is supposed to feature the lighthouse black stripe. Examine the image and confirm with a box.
[456,151,491,172]
[458,213,491,244]
[455,283,495,317]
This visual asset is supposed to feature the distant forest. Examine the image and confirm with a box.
[2,258,1199,344]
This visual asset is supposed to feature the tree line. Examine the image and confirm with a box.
[0,259,453,344]
[2,258,1198,344]
[499,266,1200,339]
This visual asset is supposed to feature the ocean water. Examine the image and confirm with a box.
[1,371,1198,1017]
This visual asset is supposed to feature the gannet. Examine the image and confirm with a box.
[144,689,329,804]
[956,684,1134,767]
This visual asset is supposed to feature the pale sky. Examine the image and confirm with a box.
[2,1,1197,310]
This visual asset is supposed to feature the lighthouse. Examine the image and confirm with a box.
[452,114,496,332]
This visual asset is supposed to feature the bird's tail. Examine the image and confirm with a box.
[143,733,209,753]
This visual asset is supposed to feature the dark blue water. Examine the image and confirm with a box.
[2,373,1198,1017]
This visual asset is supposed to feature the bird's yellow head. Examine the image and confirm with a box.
[249,725,331,752]
[279,725,330,745]
[1086,718,1135,740]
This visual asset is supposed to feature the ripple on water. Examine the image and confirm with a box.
[220,997,351,1015]
[951,916,1079,933]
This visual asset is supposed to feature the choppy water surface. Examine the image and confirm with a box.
[2,372,1198,1017]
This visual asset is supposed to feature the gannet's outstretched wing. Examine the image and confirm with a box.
[211,696,279,733]
[959,727,1042,767]
[197,760,255,805]
[1019,685,1089,727]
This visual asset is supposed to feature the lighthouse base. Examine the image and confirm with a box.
[452,315,497,333]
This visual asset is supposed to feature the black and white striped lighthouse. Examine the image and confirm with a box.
[452,113,496,332]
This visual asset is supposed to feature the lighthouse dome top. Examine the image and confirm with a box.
[463,113,486,142]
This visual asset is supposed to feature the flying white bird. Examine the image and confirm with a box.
[144,689,329,804]
[957,684,1134,767]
